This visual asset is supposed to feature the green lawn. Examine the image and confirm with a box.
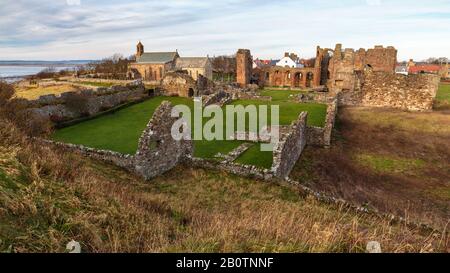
[435,83,450,109]
[52,94,327,168]
[229,99,327,128]
[260,89,307,102]
[52,97,193,154]
[234,143,273,169]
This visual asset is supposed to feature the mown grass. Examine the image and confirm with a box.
[260,89,306,102]
[52,95,327,165]
[229,99,327,128]
[435,83,450,110]
[1,119,448,252]
[52,96,193,154]
[234,143,273,169]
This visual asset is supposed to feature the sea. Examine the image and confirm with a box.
[0,60,94,83]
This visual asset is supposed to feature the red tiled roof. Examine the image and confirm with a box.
[408,65,441,73]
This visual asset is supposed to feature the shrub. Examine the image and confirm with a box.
[0,81,53,137]
[65,92,91,116]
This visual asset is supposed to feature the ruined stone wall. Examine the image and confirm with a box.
[271,112,308,179]
[134,101,193,180]
[38,101,193,181]
[159,72,197,97]
[203,91,232,107]
[258,67,317,88]
[328,44,397,93]
[306,99,338,147]
[35,138,136,172]
[236,49,252,87]
[28,84,148,122]
[360,71,439,111]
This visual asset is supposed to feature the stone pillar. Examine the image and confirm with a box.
[236,49,252,87]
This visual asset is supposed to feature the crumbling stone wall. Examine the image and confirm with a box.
[35,138,136,172]
[203,91,232,107]
[28,84,148,122]
[327,44,438,111]
[38,101,192,181]
[360,70,439,111]
[328,44,397,93]
[255,46,330,89]
[134,101,193,180]
[306,99,338,146]
[159,72,198,97]
[271,112,308,179]
[236,49,252,87]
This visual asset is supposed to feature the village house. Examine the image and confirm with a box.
[127,42,213,81]
[275,52,304,68]
[407,59,449,78]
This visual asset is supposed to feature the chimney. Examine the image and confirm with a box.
[284,52,289,57]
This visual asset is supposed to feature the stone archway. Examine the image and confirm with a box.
[306,72,314,88]
[294,72,302,87]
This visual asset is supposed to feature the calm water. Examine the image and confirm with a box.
[0,65,75,78]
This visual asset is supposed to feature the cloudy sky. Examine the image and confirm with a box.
[0,0,449,61]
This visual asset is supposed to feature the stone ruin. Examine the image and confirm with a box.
[236,49,253,87]
[134,101,193,180]
[26,83,148,123]
[41,101,193,181]
[242,44,440,111]
[271,112,308,179]
[327,44,440,111]
[159,71,215,97]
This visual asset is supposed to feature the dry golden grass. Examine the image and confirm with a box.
[292,106,450,230]
[0,119,448,253]
[14,84,86,100]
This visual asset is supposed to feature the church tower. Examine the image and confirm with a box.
[136,41,144,58]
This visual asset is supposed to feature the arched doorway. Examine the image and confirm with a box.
[188,88,194,97]
[306,72,313,88]
[294,72,301,87]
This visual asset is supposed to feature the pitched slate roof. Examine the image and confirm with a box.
[136,52,178,64]
[175,57,209,69]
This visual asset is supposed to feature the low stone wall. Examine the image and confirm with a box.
[360,71,439,111]
[189,157,270,180]
[306,98,338,147]
[271,112,308,179]
[27,84,148,122]
[232,91,272,101]
[297,92,336,104]
[35,139,136,171]
[203,91,232,107]
[335,70,440,111]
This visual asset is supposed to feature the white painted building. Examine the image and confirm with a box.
[275,53,304,68]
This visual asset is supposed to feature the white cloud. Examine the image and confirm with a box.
[67,0,81,6]
[0,0,449,61]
